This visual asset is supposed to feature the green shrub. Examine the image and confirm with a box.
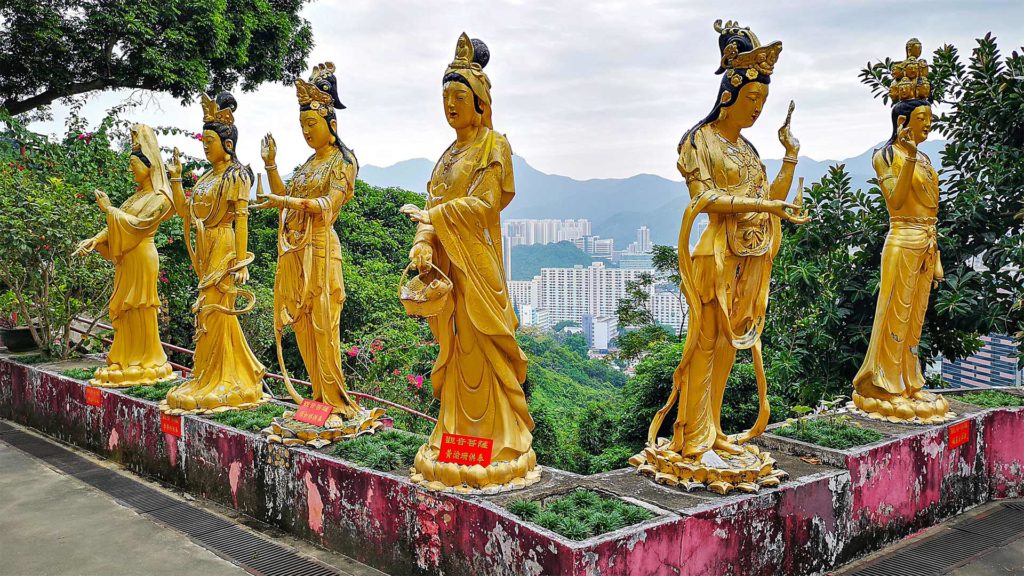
[332,430,425,472]
[956,391,1024,408]
[507,499,541,522]
[775,416,884,449]
[505,489,654,541]
[207,403,286,432]
[60,367,96,381]
[122,380,180,401]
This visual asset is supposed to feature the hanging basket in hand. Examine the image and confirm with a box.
[398,262,452,318]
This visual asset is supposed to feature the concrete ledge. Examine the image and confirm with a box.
[2,354,1021,575]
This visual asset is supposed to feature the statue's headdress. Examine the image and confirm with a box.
[889,38,931,103]
[443,33,493,128]
[200,92,235,126]
[713,19,782,105]
[296,62,345,117]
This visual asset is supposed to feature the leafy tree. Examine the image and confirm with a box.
[0,109,122,357]
[558,332,589,359]
[767,34,1024,404]
[1,0,314,116]
[652,244,686,338]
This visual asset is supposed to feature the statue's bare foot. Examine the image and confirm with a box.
[714,436,744,454]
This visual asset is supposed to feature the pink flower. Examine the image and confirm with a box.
[407,374,424,389]
[347,346,359,357]
[159,270,169,284]
[371,339,384,352]
[193,132,204,141]
[392,369,401,376]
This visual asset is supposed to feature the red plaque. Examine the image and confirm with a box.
[85,387,102,407]
[161,413,181,437]
[948,420,971,449]
[294,399,333,427]
[438,433,493,468]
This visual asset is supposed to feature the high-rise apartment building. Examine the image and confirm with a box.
[941,334,1023,388]
[503,219,591,247]
[507,262,686,332]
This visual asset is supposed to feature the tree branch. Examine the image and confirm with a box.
[3,79,108,116]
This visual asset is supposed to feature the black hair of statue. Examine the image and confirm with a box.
[441,72,484,115]
[881,98,932,164]
[680,70,771,158]
[130,149,151,168]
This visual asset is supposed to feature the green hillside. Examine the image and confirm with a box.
[510,241,593,280]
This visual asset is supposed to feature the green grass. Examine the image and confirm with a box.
[122,380,180,401]
[60,367,97,381]
[332,430,426,472]
[207,403,287,432]
[506,489,654,540]
[956,390,1024,408]
[775,416,885,449]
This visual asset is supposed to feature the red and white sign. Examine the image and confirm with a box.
[294,399,333,427]
[85,387,102,407]
[948,420,971,449]
[161,413,181,437]
[438,433,493,468]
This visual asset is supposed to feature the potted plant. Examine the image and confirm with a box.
[0,290,38,352]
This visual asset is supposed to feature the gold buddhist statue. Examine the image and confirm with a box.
[400,33,539,492]
[73,124,175,388]
[631,20,808,494]
[850,39,952,424]
[162,92,268,414]
[253,63,384,438]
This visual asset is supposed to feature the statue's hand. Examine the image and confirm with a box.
[252,192,283,210]
[167,147,183,179]
[765,199,810,224]
[261,133,277,166]
[73,237,96,257]
[94,189,112,213]
[234,266,249,286]
[400,203,431,224]
[778,100,799,157]
[896,115,918,156]
[409,242,433,275]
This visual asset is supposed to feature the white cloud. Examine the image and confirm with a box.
[27,0,1023,181]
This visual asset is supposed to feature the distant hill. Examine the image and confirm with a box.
[510,241,593,280]
[359,140,946,247]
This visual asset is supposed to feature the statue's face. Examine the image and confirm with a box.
[300,109,334,150]
[202,129,230,163]
[443,82,479,130]
[724,81,769,129]
[129,154,149,184]
[907,105,932,143]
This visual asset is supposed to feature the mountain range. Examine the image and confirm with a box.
[359,140,945,247]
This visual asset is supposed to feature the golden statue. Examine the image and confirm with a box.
[162,92,268,414]
[631,20,808,494]
[73,124,175,388]
[849,39,952,424]
[400,33,539,492]
[253,63,385,441]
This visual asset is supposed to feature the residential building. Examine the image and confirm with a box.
[503,219,591,247]
[574,235,614,259]
[518,304,553,330]
[583,315,617,351]
[652,291,686,333]
[941,333,1023,388]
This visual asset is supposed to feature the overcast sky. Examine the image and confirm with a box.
[29,0,1023,182]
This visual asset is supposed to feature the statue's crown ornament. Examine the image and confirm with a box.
[296,62,339,116]
[200,93,234,126]
[889,38,931,103]
[714,19,782,78]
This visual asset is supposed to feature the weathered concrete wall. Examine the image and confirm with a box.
[2,356,1021,576]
